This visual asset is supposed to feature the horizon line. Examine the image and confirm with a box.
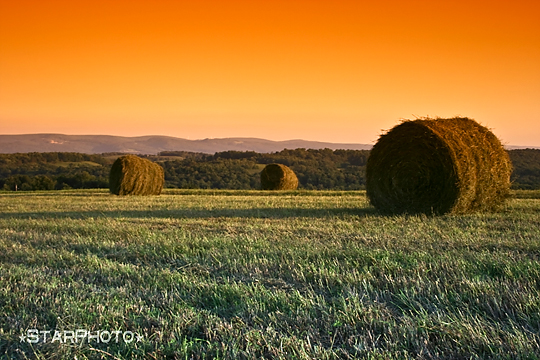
[1,133,540,149]
[0,133,375,145]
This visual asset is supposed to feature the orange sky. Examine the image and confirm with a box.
[1,0,539,145]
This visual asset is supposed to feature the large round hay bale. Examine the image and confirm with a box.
[366,117,511,215]
[260,163,299,190]
[109,155,164,195]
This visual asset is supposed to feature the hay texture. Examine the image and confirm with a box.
[260,163,299,190]
[109,155,164,195]
[366,117,511,215]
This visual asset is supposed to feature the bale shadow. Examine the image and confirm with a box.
[0,207,378,220]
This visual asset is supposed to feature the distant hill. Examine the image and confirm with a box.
[0,134,538,154]
[505,145,540,150]
[0,134,373,154]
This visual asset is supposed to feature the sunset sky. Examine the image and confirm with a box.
[1,0,539,145]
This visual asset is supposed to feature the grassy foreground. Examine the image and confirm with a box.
[0,190,539,359]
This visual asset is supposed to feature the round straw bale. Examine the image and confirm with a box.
[366,117,511,215]
[109,155,164,195]
[260,163,299,190]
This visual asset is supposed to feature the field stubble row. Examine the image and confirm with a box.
[0,190,539,359]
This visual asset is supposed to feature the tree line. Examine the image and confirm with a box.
[0,149,539,191]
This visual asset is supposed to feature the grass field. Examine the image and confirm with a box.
[1,190,539,359]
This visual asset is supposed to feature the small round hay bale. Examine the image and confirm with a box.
[366,117,511,215]
[260,163,299,190]
[109,155,164,195]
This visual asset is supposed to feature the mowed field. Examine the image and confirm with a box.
[1,190,539,359]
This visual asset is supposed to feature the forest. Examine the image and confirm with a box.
[0,148,539,191]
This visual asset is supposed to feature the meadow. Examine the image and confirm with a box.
[1,190,539,359]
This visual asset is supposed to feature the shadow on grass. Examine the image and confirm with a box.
[0,189,366,197]
[0,207,378,220]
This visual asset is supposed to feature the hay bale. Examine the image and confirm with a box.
[109,155,164,195]
[366,117,512,215]
[260,163,299,190]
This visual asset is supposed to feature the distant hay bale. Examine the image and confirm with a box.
[366,117,512,215]
[261,163,299,190]
[109,155,164,195]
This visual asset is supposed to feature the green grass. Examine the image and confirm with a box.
[1,190,539,359]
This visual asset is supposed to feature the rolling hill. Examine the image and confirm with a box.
[0,134,373,154]
[0,134,537,154]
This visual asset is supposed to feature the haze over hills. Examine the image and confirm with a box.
[0,134,537,154]
[0,134,374,154]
